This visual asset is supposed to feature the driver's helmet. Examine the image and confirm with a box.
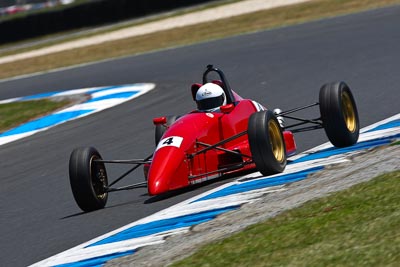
[195,83,226,111]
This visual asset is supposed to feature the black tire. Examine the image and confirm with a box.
[69,147,108,212]
[155,115,180,146]
[248,110,287,176]
[319,82,359,147]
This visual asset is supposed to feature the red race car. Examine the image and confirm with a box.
[69,65,359,212]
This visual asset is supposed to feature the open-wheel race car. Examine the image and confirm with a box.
[69,65,360,212]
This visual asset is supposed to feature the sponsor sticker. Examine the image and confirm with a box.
[251,101,266,111]
[156,136,184,151]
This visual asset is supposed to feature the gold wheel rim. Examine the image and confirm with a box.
[268,120,285,162]
[341,91,357,133]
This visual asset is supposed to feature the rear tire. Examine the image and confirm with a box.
[69,147,108,212]
[155,115,180,146]
[248,110,287,176]
[319,82,359,147]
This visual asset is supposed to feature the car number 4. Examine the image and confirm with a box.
[156,136,184,150]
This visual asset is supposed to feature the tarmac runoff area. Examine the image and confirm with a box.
[109,135,400,266]
[0,0,311,65]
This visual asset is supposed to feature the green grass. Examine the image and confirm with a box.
[0,99,71,132]
[1,0,400,79]
[172,171,400,267]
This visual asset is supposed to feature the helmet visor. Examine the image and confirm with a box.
[197,94,225,111]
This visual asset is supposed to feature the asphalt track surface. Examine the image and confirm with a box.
[1,6,399,267]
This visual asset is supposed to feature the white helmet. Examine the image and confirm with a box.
[195,83,226,111]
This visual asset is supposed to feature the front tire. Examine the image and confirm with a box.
[155,115,180,146]
[248,110,287,176]
[319,82,359,147]
[69,147,108,212]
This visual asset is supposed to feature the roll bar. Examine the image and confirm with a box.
[202,65,236,105]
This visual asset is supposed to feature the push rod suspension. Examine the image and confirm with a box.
[282,115,322,128]
[291,125,324,133]
[107,181,147,192]
[189,162,247,179]
[189,131,247,158]
[280,102,319,115]
[196,141,252,158]
[106,154,153,187]
[95,159,151,164]
[281,114,322,125]
[284,118,323,132]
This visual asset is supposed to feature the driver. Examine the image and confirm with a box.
[195,83,226,112]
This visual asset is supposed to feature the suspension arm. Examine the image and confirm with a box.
[106,181,147,192]
[189,162,249,179]
[95,159,151,164]
[290,125,324,133]
[96,154,153,187]
[281,114,322,125]
[196,141,252,158]
[188,131,247,158]
[280,102,319,115]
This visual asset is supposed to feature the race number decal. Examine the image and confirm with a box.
[156,136,184,151]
